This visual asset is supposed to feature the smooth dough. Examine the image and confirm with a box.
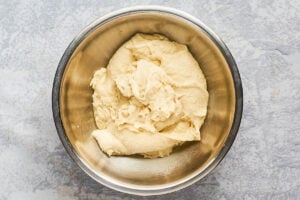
[90,33,208,158]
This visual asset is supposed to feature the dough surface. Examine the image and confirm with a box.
[91,33,208,158]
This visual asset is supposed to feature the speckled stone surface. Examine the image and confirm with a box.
[1,0,299,199]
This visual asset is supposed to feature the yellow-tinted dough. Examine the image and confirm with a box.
[91,33,208,158]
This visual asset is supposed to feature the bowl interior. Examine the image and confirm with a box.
[59,11,235,189]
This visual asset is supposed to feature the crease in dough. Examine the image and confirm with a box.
[91,33,208,158]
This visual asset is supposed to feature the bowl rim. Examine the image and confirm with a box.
[52,5,243,196]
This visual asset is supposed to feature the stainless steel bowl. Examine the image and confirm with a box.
[52,6,243,196]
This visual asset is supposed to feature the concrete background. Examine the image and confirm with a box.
[0,0,299,199]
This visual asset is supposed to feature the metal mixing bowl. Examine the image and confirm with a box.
[52,6,243,195]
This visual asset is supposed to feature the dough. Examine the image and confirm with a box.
[90,33,208,158]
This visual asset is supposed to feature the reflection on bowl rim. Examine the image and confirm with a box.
[52,5,243,196]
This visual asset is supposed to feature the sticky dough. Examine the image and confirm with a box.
[90,33,208,158]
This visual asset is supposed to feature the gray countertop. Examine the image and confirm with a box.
[1,0,299,199]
